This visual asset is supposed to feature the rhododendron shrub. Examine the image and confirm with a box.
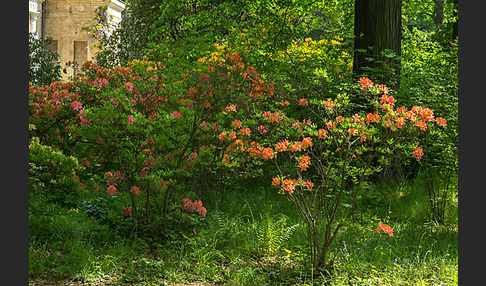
[224,76,449,269]
[29,53,276,226]
[29,81,80,153]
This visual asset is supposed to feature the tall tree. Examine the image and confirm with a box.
[353,0,402,88]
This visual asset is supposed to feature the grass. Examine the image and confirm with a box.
[29,173,458,285]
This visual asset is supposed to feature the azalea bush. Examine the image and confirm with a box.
[30,52,278,234]
[218,74,449,269]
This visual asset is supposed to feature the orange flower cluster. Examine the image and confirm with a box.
[299,98,309,106]
[302,137,312,148]
[298,155,311,171]
[275,137,312,153]
[219,131,237,141]
[223,104,237,113]
[318,129,327,140]
[281,178,299,194]
[365,113,380,124]
[271,177,281,186]
[359,77,374,89]
[412,146,424,161]
[301,180,314,191]
[130,185,141,196]
[275,140,291,151]
[357,78,447,132]
[107,185,117,196]
[436,117,447,127]
[235,141,276,160]
[262,110,286,123]
[29,82,78,121]
[290,142,303,152]
[394,116,406,129]
[104,171,124,196]
[387,105,447,131]
[224,52,274,99]
[359,77,389,94]
[271,177,314,194]
[261,147,276,159]
[414,120,428,131]
[378,84,389,94]
[326,120,336,130]
[181,198,207,217]
[239,127,251,137]
[380,94,396,106]
[324,100,335,109]
[347,127,358,136]
[377,222,394,236]
[413,106,435,122]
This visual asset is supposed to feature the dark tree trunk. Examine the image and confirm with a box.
[432,0,444,27]
[353,0,402,89]
[452,0,458,40]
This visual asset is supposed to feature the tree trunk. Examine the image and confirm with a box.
[452,0,458,40]
[353,0,402,89]
[432,0,444,27]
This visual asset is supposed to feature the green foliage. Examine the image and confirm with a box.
[423,166,458,225]
[29,1,457,283]
[398,27,458,224]
[400,28,457,168]
[402,0,458,43]
[83,6,115,43]
[29,127,86,215]
[29,33,62,85]
[256,215,298,256]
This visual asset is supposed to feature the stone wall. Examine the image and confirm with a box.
[43,0,124,80]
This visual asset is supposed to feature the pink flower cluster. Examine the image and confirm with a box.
[93,78,109,88]
[181,198,207,217]
[104,171,123,196]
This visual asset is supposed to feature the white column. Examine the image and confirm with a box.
[30,14,38,36]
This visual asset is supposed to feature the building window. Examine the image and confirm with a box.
[74,41,88,77]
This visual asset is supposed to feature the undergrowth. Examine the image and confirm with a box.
[29,173,457,286]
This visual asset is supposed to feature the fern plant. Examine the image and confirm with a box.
[256,215,298,256]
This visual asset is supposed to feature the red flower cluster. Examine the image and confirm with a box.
[122,206,132,217]
[181,198,207,217]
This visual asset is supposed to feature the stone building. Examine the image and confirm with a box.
[29,0,125,80]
